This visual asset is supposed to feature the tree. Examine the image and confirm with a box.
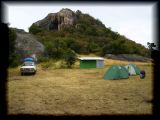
[76,10,82,15]
[63,49,77,68]
[45,38,66,59]
[29,24,43,34]
[9,28,20,67]
[64,38,81,53]
[147,42,156,51]
[87,42,100,53]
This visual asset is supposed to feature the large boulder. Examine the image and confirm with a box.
[14,28,45,60]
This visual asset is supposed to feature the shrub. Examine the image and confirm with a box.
[63,49,77,68]
[38,56,50,63]
[9,54,21,67]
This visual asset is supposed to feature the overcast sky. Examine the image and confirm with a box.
[2,2,157,48]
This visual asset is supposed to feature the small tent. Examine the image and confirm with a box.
[125,64,141,75]
[103,65,129,80]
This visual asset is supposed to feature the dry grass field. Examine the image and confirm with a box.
[7,59,153,115]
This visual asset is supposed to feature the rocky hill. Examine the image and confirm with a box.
[34,8,76,31]
[29,8,150,60]
[31,8,106,34]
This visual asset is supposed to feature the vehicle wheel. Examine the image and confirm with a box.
[33,72,36,75]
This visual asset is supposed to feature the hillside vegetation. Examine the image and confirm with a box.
[29,9,150,60]
[9,9,151,67]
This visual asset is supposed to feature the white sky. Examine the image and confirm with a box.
[2,2,157,48]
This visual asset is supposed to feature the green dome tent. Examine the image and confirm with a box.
[125,64,141,75]
[103,65,129,80]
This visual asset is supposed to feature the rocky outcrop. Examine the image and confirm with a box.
[105,54,152,62]
[14,29,45,60]
[34,8,76,31]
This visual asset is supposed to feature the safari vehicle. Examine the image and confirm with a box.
[20,61,36,75]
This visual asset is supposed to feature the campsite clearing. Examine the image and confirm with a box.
[7,59,153,115]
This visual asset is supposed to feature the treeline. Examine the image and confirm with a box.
[29,10,150,60]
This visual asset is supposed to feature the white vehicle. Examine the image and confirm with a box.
[20,62,36,75]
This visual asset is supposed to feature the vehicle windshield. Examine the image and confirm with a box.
[23,62,34,66]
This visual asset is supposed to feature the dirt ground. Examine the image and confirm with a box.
[7,60,153,115]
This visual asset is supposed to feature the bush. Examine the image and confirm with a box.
[38,56,50,63]
[9,54,21,68]
[63,49,77,68]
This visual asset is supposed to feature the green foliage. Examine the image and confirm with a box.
[9,28,16,54]
[38,56,50,63]
[44,38,66,59]
[61,26,75,33]
[9,54,20,67]
[63,38,81,53]
[9,28,21,67]
[87,42,101,53]
[63,49,77,68]
[29,24,44,34]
